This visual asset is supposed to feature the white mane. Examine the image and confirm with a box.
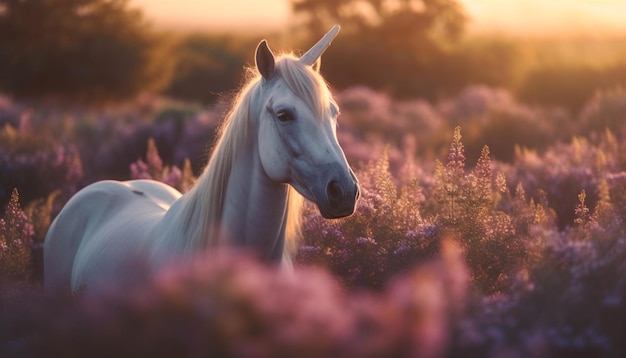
[43,26,359,292]
[155,55,336,262]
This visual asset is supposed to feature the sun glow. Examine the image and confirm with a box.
[130,0,290,32]
[463,0,626,36]
[130,0,626,36]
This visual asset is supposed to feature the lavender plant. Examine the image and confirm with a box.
[456,181,626,357]
[437,85,567,162]
[505,130,624,227]
[0,189,34,283]
[429,127,552,294]
[2,243,467,358]
[578,87,626,137]
[130,138,196,193]
[298,150,440,290]
[300,126,550,294]
[1,84,626,356]
[0,119,83,209]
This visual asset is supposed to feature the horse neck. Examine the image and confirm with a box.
[219,143,291,261]
[152,103,291,263]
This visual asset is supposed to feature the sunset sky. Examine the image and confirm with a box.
[130,0,626,36]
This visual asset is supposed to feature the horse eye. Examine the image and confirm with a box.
[276,110,294,122]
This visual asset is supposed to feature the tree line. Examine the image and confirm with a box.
[2,0,626,110]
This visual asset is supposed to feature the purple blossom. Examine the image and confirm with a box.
[2,85,626,356]
[355,237,376,245]
[1,249,467,357]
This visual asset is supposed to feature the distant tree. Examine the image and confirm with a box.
[0,0,168,102]
[290,0,467,99]
[518,64,626,112]
[162,35,248,105]
[292,0,465,41]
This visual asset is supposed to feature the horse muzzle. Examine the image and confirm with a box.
[317,172,360,219]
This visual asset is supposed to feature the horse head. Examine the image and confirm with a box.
[253,25,360,219]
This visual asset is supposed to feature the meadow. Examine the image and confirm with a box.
[1,83,626,357]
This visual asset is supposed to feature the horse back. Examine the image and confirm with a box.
[44,180,181,292]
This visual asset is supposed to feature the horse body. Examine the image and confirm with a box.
[44,180,178,291]
[44,25,359,293]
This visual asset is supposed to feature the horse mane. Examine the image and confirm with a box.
[165,54,335,263]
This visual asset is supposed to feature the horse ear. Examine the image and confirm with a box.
[255,40,275,80]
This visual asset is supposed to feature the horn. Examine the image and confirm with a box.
[299,25,341,66]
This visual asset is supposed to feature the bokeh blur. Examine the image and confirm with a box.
[2,0,626,108]
[2,1,626,357]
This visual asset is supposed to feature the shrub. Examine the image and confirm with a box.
[0,0,169,102]
[0,189,34,283]
[518,64,626,112]
[298,151,441,290]
[429,128,548,294]
[130,138,196,193]
[506,131,623,228]
[300,127,547,294]
[578,87,626,137]
[0,118,83,209]
[292,0,467,100]
[3,85,626,356]
[456,184,626,357]
[2,246,467,358]
[438,86,565,163]
[162,35,247,105]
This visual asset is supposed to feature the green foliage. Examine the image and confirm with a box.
[288,1,626,108]
[288,0,626,110]
[466,111,556,163]
[0,0,169,102]
[578,87,626,136]
[450,38,528,89]
[162,34,248,105]
[290,0,467,99]
[519,64,626,112]
[292,0,465,42]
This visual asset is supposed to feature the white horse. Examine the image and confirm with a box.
[44,25,359,293]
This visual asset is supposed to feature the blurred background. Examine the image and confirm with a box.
[2,0,626,217]
[1,0,626,110]
[4,5,626,355]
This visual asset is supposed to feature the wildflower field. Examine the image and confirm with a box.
[2,85,626,357]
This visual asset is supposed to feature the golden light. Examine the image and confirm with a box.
[130,0,626,36]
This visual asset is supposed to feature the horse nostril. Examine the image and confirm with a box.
[326,180,343,202]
